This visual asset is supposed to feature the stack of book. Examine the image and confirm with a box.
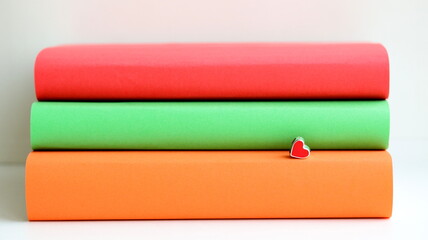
[26,43,392,220]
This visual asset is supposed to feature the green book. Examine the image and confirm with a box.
[31,101,389,150]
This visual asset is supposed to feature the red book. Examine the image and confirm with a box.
[35,43,389,100]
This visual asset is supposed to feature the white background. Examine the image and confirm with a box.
[1,0,428,239]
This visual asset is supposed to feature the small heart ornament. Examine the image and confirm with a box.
[290,137,310,159]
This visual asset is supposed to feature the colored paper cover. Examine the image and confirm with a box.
[30,101,390,150]
[34,43,389,100]
[26,151,393,220]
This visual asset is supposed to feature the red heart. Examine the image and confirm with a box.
[290,138,310,159]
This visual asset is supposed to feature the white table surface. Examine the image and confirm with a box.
[1,139,427,240]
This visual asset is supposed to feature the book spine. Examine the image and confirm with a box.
[34,43,389,100]
[30,101,390,150]
[26,151,393,220]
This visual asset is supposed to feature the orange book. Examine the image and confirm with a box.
[26,151,392,220]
